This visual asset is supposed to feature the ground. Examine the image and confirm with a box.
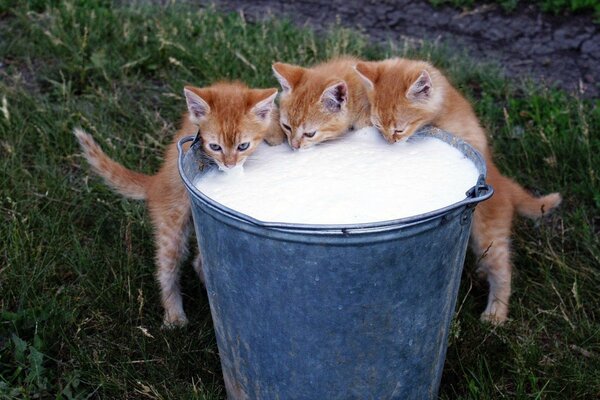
[215,0,600,97]
[0,1,599,399]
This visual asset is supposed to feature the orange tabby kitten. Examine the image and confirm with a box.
[74,81,283,327]
[354,58,562,324]
[272,56,371,149]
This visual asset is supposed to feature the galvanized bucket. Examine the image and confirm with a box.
[178,127,493,400]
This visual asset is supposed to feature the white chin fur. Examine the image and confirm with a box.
[219,163,245,176]
[298,142,317,151]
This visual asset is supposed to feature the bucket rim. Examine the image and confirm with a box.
[177,127,493,234]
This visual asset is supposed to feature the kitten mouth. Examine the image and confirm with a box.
[392,134,408,144]
[217,157,247,172]
[220,164,245,175]
[384,135,396,144]
[298,142,316,151]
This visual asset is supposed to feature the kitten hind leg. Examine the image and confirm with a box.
[152,205,192,328]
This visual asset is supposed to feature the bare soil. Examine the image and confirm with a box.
[209,0,599,98]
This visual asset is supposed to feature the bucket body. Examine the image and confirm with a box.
[178,127,492,400]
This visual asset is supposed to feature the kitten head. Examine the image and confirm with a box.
[272,62,350,150]
[184,82,277,170]
[354,59,444,143]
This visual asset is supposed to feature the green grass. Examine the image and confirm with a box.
[1,1,599,398]
[429,0,600,17]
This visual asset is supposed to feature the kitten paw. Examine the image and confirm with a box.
[264,134,285,146]
[480,311,508,326]
[482,295,509,326]
[163,313,189,329]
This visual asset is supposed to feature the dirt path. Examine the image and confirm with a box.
[210,0,599,98]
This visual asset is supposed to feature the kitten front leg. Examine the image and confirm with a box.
[264,109,286,146]
[264,126,285,146]
[152,203,192,328]
[477,238,512,325]
[351,114,372,130]
[471,206,513,325]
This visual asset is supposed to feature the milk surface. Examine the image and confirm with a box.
[194,127,479,225]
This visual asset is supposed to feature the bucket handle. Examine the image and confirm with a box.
[178,134,215,193]
[177,135,196,158]
[464,175,494,205]
[458,175,493,225]
[178,134,214,172]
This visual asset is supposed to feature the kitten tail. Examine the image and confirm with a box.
[73,128,150,200]
[512,182,562,219]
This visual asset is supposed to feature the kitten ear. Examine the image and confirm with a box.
[354,62,378,90]
[250,88,278,121]
[320,81,348,113]
[407,70,433,102]
[272,62,304,93]
[184,87,211,123]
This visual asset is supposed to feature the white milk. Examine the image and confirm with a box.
[194,127,479,225]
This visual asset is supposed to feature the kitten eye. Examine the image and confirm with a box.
[237,142,250,151]
[209,143,222,151]
[304,131,316,138]
[281,123,291,132]
[394,129,405,135]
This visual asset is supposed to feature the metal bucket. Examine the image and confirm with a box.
[178,127,492,400]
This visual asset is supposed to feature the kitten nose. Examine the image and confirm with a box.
[393,134,407,143]
[385,134,396,144]
[224,157,237,167]
[291,140,301,149]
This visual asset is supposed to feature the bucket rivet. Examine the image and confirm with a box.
[460,208,473,225]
